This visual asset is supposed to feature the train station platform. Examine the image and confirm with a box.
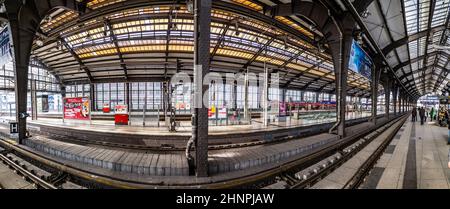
[0,114,396,186]
[0,112,373,149]
[365,117,450,189]
[313,116,450,189]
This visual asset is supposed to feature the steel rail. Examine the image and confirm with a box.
[0,153,57,189]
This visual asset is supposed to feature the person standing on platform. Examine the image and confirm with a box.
[419,107,425,125]
[412,107,417,122]
[430,107,435,121]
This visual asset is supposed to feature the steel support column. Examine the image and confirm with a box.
[371,59,382,124]
[382,77,392,119]
[90,84,95,111]
[6,9,35,143]
[192,0,211,177]
[4,0,84,144]
[328,25,353,138]
[392,82,398,115]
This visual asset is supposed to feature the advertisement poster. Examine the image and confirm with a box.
[41,95,49,112]
[0,26,11,67]
[115,104,128,114]
[218,108,227,119]
[349,40,372,79]
[279,102,286,117]
[63,97,90,120]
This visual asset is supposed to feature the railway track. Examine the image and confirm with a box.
[261,114,407,189]
[0,115,384,153]
[0,113,408,189]
[0,146,86,189]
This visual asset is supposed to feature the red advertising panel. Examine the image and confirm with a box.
[63,97,90,120]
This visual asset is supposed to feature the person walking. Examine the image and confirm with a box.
[419,107,425,125]
[412,107,417,122]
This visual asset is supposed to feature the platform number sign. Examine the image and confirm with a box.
[10,122,18,138]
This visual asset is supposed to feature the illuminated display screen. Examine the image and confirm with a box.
[349,40,372,80]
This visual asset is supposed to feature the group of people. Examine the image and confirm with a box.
[411,106,437,125]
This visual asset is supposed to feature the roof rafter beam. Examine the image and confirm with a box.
[59,37,94,83]
[241,36,275,70]
[104,19,128,80]
[420,0,436,93]
[300,70,333,90]
[211,19,234,61]
[282,59,326,88]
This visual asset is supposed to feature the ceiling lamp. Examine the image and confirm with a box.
[85,32,92,42]
[36,39,44,47]
[186,0,194,14]
[361,9,371,18]
[103,21,109,37]
[283,36,288,50]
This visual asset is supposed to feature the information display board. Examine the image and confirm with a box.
[0,26,12,67]
[349,40,372,79]
[63,97,90,120]
[41,95,49,112]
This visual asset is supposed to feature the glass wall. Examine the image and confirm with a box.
[0,61,62,115]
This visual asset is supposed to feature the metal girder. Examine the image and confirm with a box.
[317,79,334,92]
[431,11,450,92]
[43,0,316,50]
[282,59,326,88]
[3,0,87,143]
[392,51,449,72]
[241,37,275,70]
[420,0,436,94]
[59,38,94,82]
[64,77,165,85]
[398,65,444,81]
[381,25,447,55]
[374,0,405,77]
[164,5,175,79]
[104,19,128,80]
[300,70,333,90]
[341,0,414,99]
[192,0,211,177]
[210,19,233,61]
[31,58,65,87]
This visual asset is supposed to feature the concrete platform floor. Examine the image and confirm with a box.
[364,117,450,189]
[0,111,372,136]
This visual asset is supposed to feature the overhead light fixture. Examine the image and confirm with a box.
[103,21,109,37]
[361,9,371,18]
[85,32,92,42]
[0,2,6,13]
[318,43,325,53]
[283,36,288,50]
[36,39,44,47]
[44,15,52,23]
[356,32,364,45]
[235,21,240,36]
[186,0,194,14]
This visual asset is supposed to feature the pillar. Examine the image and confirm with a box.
[262,65,268,127]
[233,81,237,110]
[90,83,95,111]
[244,70,249,120]
[6,5,36,143]
[392,83,398,115]
[192,0,211,177]
[30,79,37,120]
[382,77,392,119]
[371,59,382,124]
